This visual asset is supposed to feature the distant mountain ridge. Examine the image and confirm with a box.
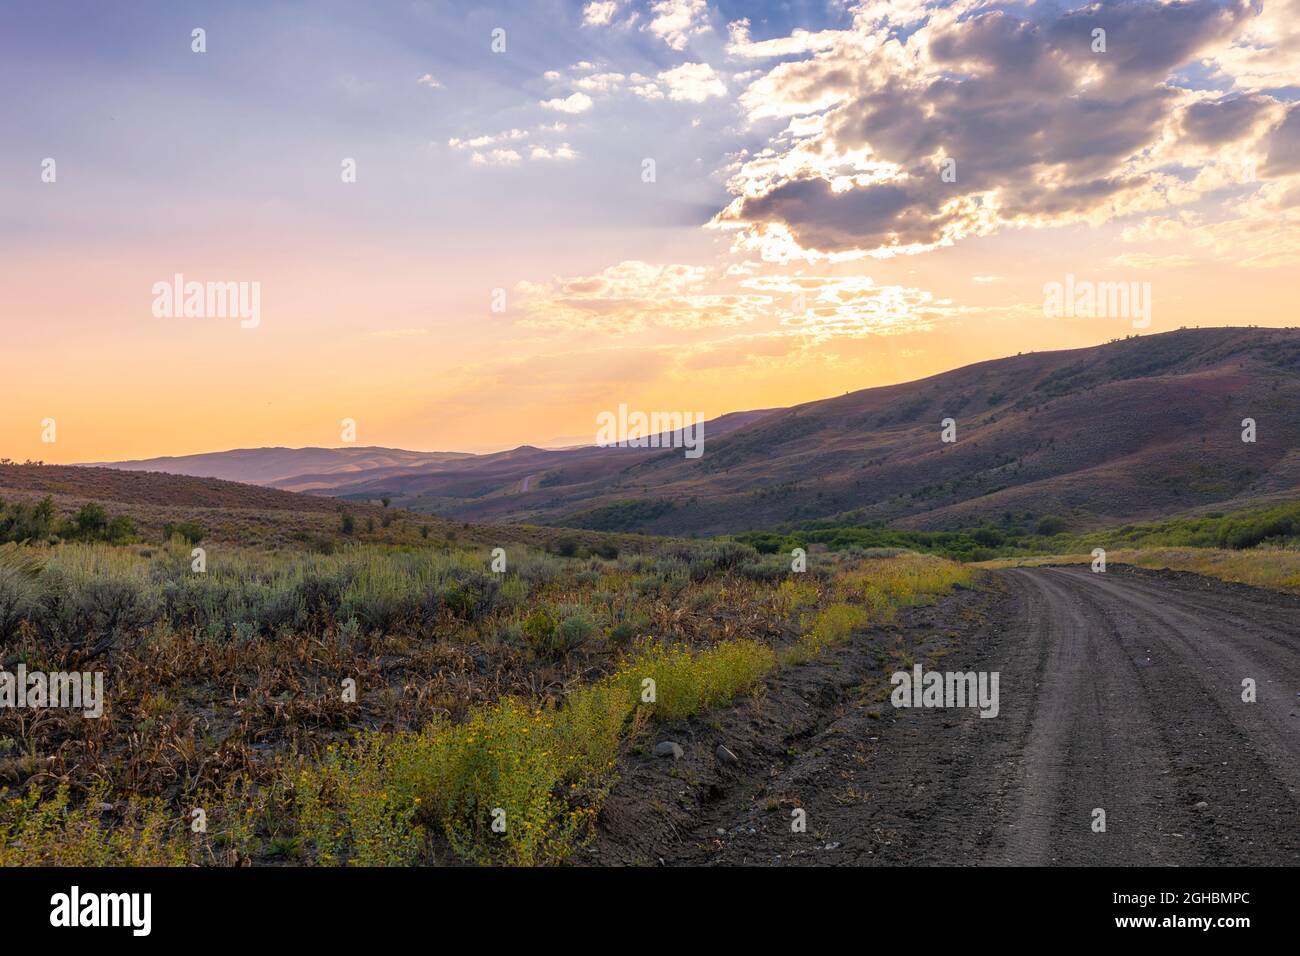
[83,408,780,495]
[83,329,1300,536]
[80,446,475,486]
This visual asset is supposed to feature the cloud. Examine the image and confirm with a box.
[513,260,961,340]
[415,73,442,90]
[449,129,532,165]
[726,18,840,59]
[574,71,627,93]
[630,76,665,100]
[540,91,594,113]
[656,62,727,102]
[545,60,723,105]
[1264,103,1300,176]
[709,0,1294,262]
[645,0,711,51]
[516,260,769,333]
[448,129,529,150]
[1202,0,1300,90]
[582,1,619,28]
[737,274,962,337]
[1110,252,1197,270]
[531,143,578,161]
[449,127,577,165]
[1181,94,1274,146]
[470,149,522,167]
[1120,214,1200,243]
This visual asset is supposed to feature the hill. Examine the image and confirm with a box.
[82,328,1300,536]
[0,463,648,554]
[80,446,475,488]
[423,327,1300,534]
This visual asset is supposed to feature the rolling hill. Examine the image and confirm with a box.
[0,463,647,553]
[83,328,1300,536]
[80,446,476,488]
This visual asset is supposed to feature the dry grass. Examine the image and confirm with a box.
[980,546,1300,593]
[0,539,974,866]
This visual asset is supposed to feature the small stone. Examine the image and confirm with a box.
[1192,801,1209,811]
[655,741,684,760]
[715,744,739,764]
[716,828,726,836]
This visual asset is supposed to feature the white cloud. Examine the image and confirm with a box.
[657,62,727,102]
[726,18,840,59]
[574,71,626,93]
[582,1,619,28]
[471,149,522,167]
[531,143,578,161]
[517,260,763,333]
[1203,0,1300,91]
[415,73,442,89]
[449,129,529,150]
[645,0,711,51]
[540,91,594,114]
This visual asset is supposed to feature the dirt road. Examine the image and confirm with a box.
[591,565,1300,865]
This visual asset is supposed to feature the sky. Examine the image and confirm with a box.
[3,0,1299,463]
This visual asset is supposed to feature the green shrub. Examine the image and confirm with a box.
[556,606,596,648]
[0,564,37,639]
[607,612,650,647]
[797,603,870,656]
[550,536,581,558]
[611,639,776,723]
[162,521,206,544]
[521,608,584,658]
[1035,515,1067,536]
[291,636,775,867]
[0,785,190,867]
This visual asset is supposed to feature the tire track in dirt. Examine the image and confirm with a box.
[591,565,1300,865]
[992,569,1174,865]
[1037,567,1300,862]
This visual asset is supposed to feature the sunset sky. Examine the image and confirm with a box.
[4,0,1299,464]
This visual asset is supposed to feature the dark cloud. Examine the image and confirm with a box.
[732,177,958,251]
[1265,103,1300,175]
[720,0,1273,257]
[1182,94,1272,144]
[1047,0,1250,82]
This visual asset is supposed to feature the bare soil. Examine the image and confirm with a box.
[588,565,1300,865]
